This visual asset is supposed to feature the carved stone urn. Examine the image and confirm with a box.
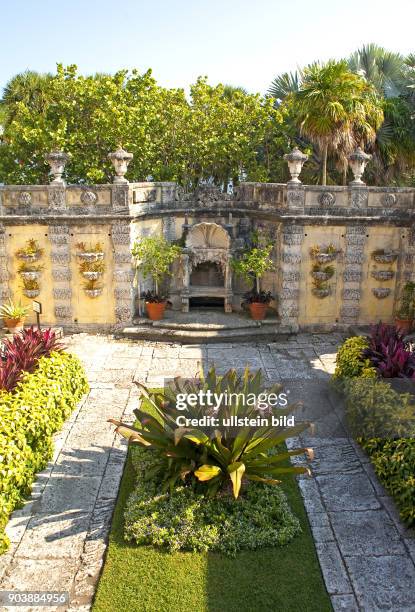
[348,148,372,185]
[45,150,70,185]
[283,147,308,183]
[108,147,133,183]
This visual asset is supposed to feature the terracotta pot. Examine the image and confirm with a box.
[248,302,268,320]
[146,301,166,321]
[395,318,413,335]
[3,317,24,332]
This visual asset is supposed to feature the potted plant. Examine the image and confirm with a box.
[395,281,415,334]
[21,277,40,298]
[312,279,331,298]
[15,239,44,262]
[83,279,104,298]
[76,241,105,262]
[372,249,398,264]
[0,299,30,332]
[18,262,44,281]
[132,236,181,321]
[311,263,335,282]
[232,244,275,320]
[79,259,105,280]
[372,287,391,299]
[309,244,338,264]
[371,270,394,282]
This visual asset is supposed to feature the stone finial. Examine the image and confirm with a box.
[348,147,372,185]
[108,147,133,184]
[283,147,308,184]
[45,150,70,185]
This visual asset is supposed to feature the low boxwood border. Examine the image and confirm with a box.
[0,351,89,553]
[333,335,415,527]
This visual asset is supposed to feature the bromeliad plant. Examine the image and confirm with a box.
[109,367,313,499]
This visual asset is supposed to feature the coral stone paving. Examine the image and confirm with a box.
[1,333,415,611]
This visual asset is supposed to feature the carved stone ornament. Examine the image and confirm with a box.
[348,147,371,185]
[18,191,32,206]
[287,189,304,205]
[48,188,66,209]
[45,150,70,185]
[283,147,308,183]
[381,192,397,207]
[185,222,231,250]
[175,185,194,202]
[185,222,231,275]
[195,185,232,206]
[81,190,98,205]
[318,191,336,206]
[372,287,391,299]
[108,147,133,183]
[351,190,368,209]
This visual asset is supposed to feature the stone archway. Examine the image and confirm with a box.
[181,222,232,312]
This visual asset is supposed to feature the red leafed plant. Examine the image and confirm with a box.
[0,357,23,392]
[0,327,64,392]
[363,322,415,379]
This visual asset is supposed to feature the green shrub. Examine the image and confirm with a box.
[333,334,415,528]
[360,438,415,526]
[0,352,88,553]
[345,378,415,439]
[332,335,377,384]
[124,447,301,556]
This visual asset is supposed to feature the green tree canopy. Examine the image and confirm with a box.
[0,65,284,187]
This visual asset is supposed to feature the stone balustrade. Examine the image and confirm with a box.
[0,147,414,332]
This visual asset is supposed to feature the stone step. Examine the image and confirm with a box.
[118,324,292,344]
[133,316,279,331]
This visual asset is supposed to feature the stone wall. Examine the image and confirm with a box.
[0,178,414,332]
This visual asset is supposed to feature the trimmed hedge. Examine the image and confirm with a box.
[0,351,88,553]
[333,336,415,527]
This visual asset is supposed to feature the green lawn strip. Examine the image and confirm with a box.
[93,450,331,612]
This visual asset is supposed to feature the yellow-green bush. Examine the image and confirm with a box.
[0,352,88,553]
[332,335,377,384]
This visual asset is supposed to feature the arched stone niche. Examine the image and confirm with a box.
[181,222,232,312]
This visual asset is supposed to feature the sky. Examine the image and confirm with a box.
[0,0,414,95]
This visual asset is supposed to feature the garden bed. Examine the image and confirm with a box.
[93,449,331,612]
[94,374,331,612]
[333,324,415,527]
[0,329,88,553]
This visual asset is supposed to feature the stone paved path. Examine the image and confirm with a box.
[0,332,414,611]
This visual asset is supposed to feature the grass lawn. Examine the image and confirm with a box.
[93,449,332,612]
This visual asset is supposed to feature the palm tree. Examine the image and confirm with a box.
[1,70,52,127]
[287,60,383,185]
[268,71,300,102]
[348,47,415,185]
[348,44,405,97]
